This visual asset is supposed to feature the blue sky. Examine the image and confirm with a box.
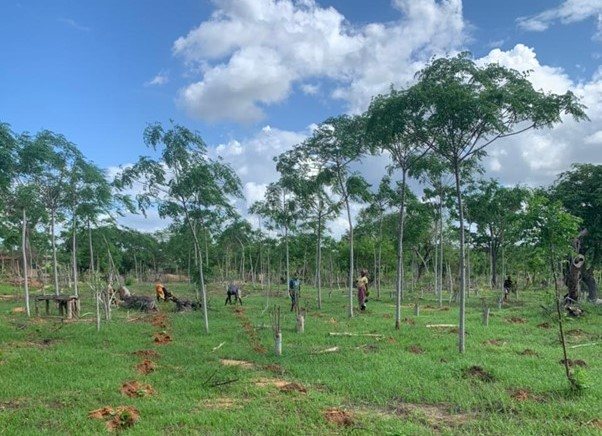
[2,0,602,232]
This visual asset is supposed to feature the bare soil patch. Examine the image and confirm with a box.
[519,349,539,356]
[151,314,168,328]
[136,359,156,375]
[0,399,26,410]
[327,317,338,324]
[559,358,587,368]
[537,322,551,329]
[408,345,424,355]
[402,317,416,325]
[120,381,155,398]
[462,366,495,382]
[324,408,354,426]
[220,358,254,369]
[387,336,397,344]
[153,332,171,345]
[590,419,602,429]
[89,406,140,431]
[11,307,26,314]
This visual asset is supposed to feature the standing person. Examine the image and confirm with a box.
[225,282,242,305]
[289,277,301,312]
[503,275,513,302]
[357,269,369,311]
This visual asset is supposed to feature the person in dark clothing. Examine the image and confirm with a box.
[503,276,513,302]
[225,282,242,305]
[289,277,301,312]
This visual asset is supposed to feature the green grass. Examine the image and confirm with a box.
[0,281,600,435]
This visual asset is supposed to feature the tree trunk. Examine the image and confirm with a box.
[21,209,30,317]
[344,196,354,318]
[377,209,383,299]
[395,169,407,330]
[285,225,290,295]
[453,164,466,354]
[51,209,59,296]
[88,220,94,275]
[438,193,444,307]
[72,209,78,297]
[316,210,323,309]
[187,218,208,333]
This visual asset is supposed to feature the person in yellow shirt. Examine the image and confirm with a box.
[357,270,369,311]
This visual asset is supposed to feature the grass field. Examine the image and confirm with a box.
[0,282,600,435]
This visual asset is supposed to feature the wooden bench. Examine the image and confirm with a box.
[35,295,80,319]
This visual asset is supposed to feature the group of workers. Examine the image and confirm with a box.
[153,272,514,311]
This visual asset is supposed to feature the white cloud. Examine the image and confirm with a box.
[517,0,602,39]
[300,83,320,95]
[145,72,169,86]
[173,0,465,123]
[477,44,602,185]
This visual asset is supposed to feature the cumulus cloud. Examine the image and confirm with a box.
[173,0,465,123]
[477,44,602,185]
[517,0,602,39]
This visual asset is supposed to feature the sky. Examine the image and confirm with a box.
[1,0,601,234]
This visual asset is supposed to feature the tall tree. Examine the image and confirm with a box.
[276,148,340,309]
[115,122,242,333]
[367,87,429,329]
[413,52,587,353]
[300,115,370,318]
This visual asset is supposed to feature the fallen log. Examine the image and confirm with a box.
[426,324,457,328]
[328,332,384,338]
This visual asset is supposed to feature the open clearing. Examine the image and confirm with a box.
[0,282,600,434]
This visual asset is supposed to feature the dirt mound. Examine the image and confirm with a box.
[324,408,354,426]
[519,349,539,356]
[327,317,338,324]
[153,332,171,345]
[279,382,308,394]
[408,345,424,355]
[220,359,254,369]
[560,358,587,368]
[537,322,551,329]
[89,406,140,431]
[590,419,602,429]
[120,381,155,398]
[382,313,392,319]
[136,360,156,375]
[462,366,495,382]
[151,314,168,328]
[11,307,26,314]
[133,350,159,358]
[387,336,397,344]
[506,317,527,324]
[402,317,416,325]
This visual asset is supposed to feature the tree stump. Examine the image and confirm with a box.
[482,307,490,326]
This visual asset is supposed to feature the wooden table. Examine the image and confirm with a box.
[35,295,80,319]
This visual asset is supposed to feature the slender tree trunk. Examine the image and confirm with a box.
[72,209,78,297]
[434,223,438,301]
[438,193,444,307]
[395,169,407,330]
[316,210,323,309]
[187,218,208,333]
[285,225,290,295]
[344,196,354,318]
[88,220,94,275]
[377,210,383,299]
[51,209,59,296]
[21,209,30,317]
[453,163,466,354]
